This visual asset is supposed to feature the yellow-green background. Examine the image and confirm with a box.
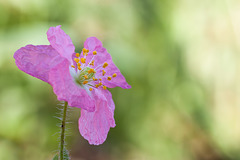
[1,0,240,159]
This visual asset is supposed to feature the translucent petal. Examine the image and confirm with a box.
[47,25,75,63]
[79,89,116,145]
[83,37,131,89]
[14,45,64,83]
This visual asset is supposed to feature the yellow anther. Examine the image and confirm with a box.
[84,75,88,79]
[92,77,95,81]
[107,77,111,81]
[90,60,94,66]
[88,68,95,74]
[103,62,108,68]
[99,82,102,86]
[99,78,102,81]
[102,70,106,76]
[75,53,80,57]
[112,73,117,77]
[74,58,80,63]
[81,58,86,63]
[78,67,82,70]
[83,48,87,52]
[83,80,88,85]
[89,88,93,91]
[93,51,97,55]
[71,65,75,68]
[95,84,99,88]
[82,48,88,56]
[103,86,107,90]
[77,63,81,67]
[93,77,98,81]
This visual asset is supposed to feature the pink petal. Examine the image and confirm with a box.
[83,37,110,66]
[48,59,95,112]
[47,25,75,63]
[79,89,116,145]
[13,45,64,83]
[99,60,131,89]
[83,37,131,89]
[84,37,103,51]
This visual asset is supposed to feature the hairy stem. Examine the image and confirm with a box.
[59,101,68,160]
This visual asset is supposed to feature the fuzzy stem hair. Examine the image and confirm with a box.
[59,101,68,160]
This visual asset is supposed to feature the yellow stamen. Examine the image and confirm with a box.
[93,51,97,55]
[84,75,88,79]
[77,63,81,67]
[78,67,81,70]
[103,86,107,90]
[71,65,75,68]
[92,77,98,81]
[89,88,93,91]
[95,84,99,88]
[81,58,86,63]
[86,49,89,53]
[75,53,80,57]
[102,70,106,76]
[107,77,111,81]
[83,48,87,52]
[99,82,102,86]
[88,68,95,74]
[103,62,108,68]
[74,58,80,63]
[82,48,88,56]
[90,60,94,66]
[83,80,88,85]
[112,73,117,77]
[99,78,102,81]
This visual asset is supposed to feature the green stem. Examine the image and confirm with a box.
[59,101,68,160]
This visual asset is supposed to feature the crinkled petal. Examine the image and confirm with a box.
[84,37,103,51]
[79,89,116,145]
[99,60,131,89]
[13,45,64,83]
[48,59,95,111]
[83,37,131,89]
[82,37,110,67]
[47,25,75,63]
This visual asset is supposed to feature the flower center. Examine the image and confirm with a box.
[74,67,95,86]
[70,48,117,92]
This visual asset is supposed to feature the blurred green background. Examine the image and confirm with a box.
[1,0,240,159]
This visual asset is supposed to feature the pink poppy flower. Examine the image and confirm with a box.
[14,25,131,145]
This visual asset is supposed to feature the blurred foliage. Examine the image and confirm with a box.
[1,0,240,160]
